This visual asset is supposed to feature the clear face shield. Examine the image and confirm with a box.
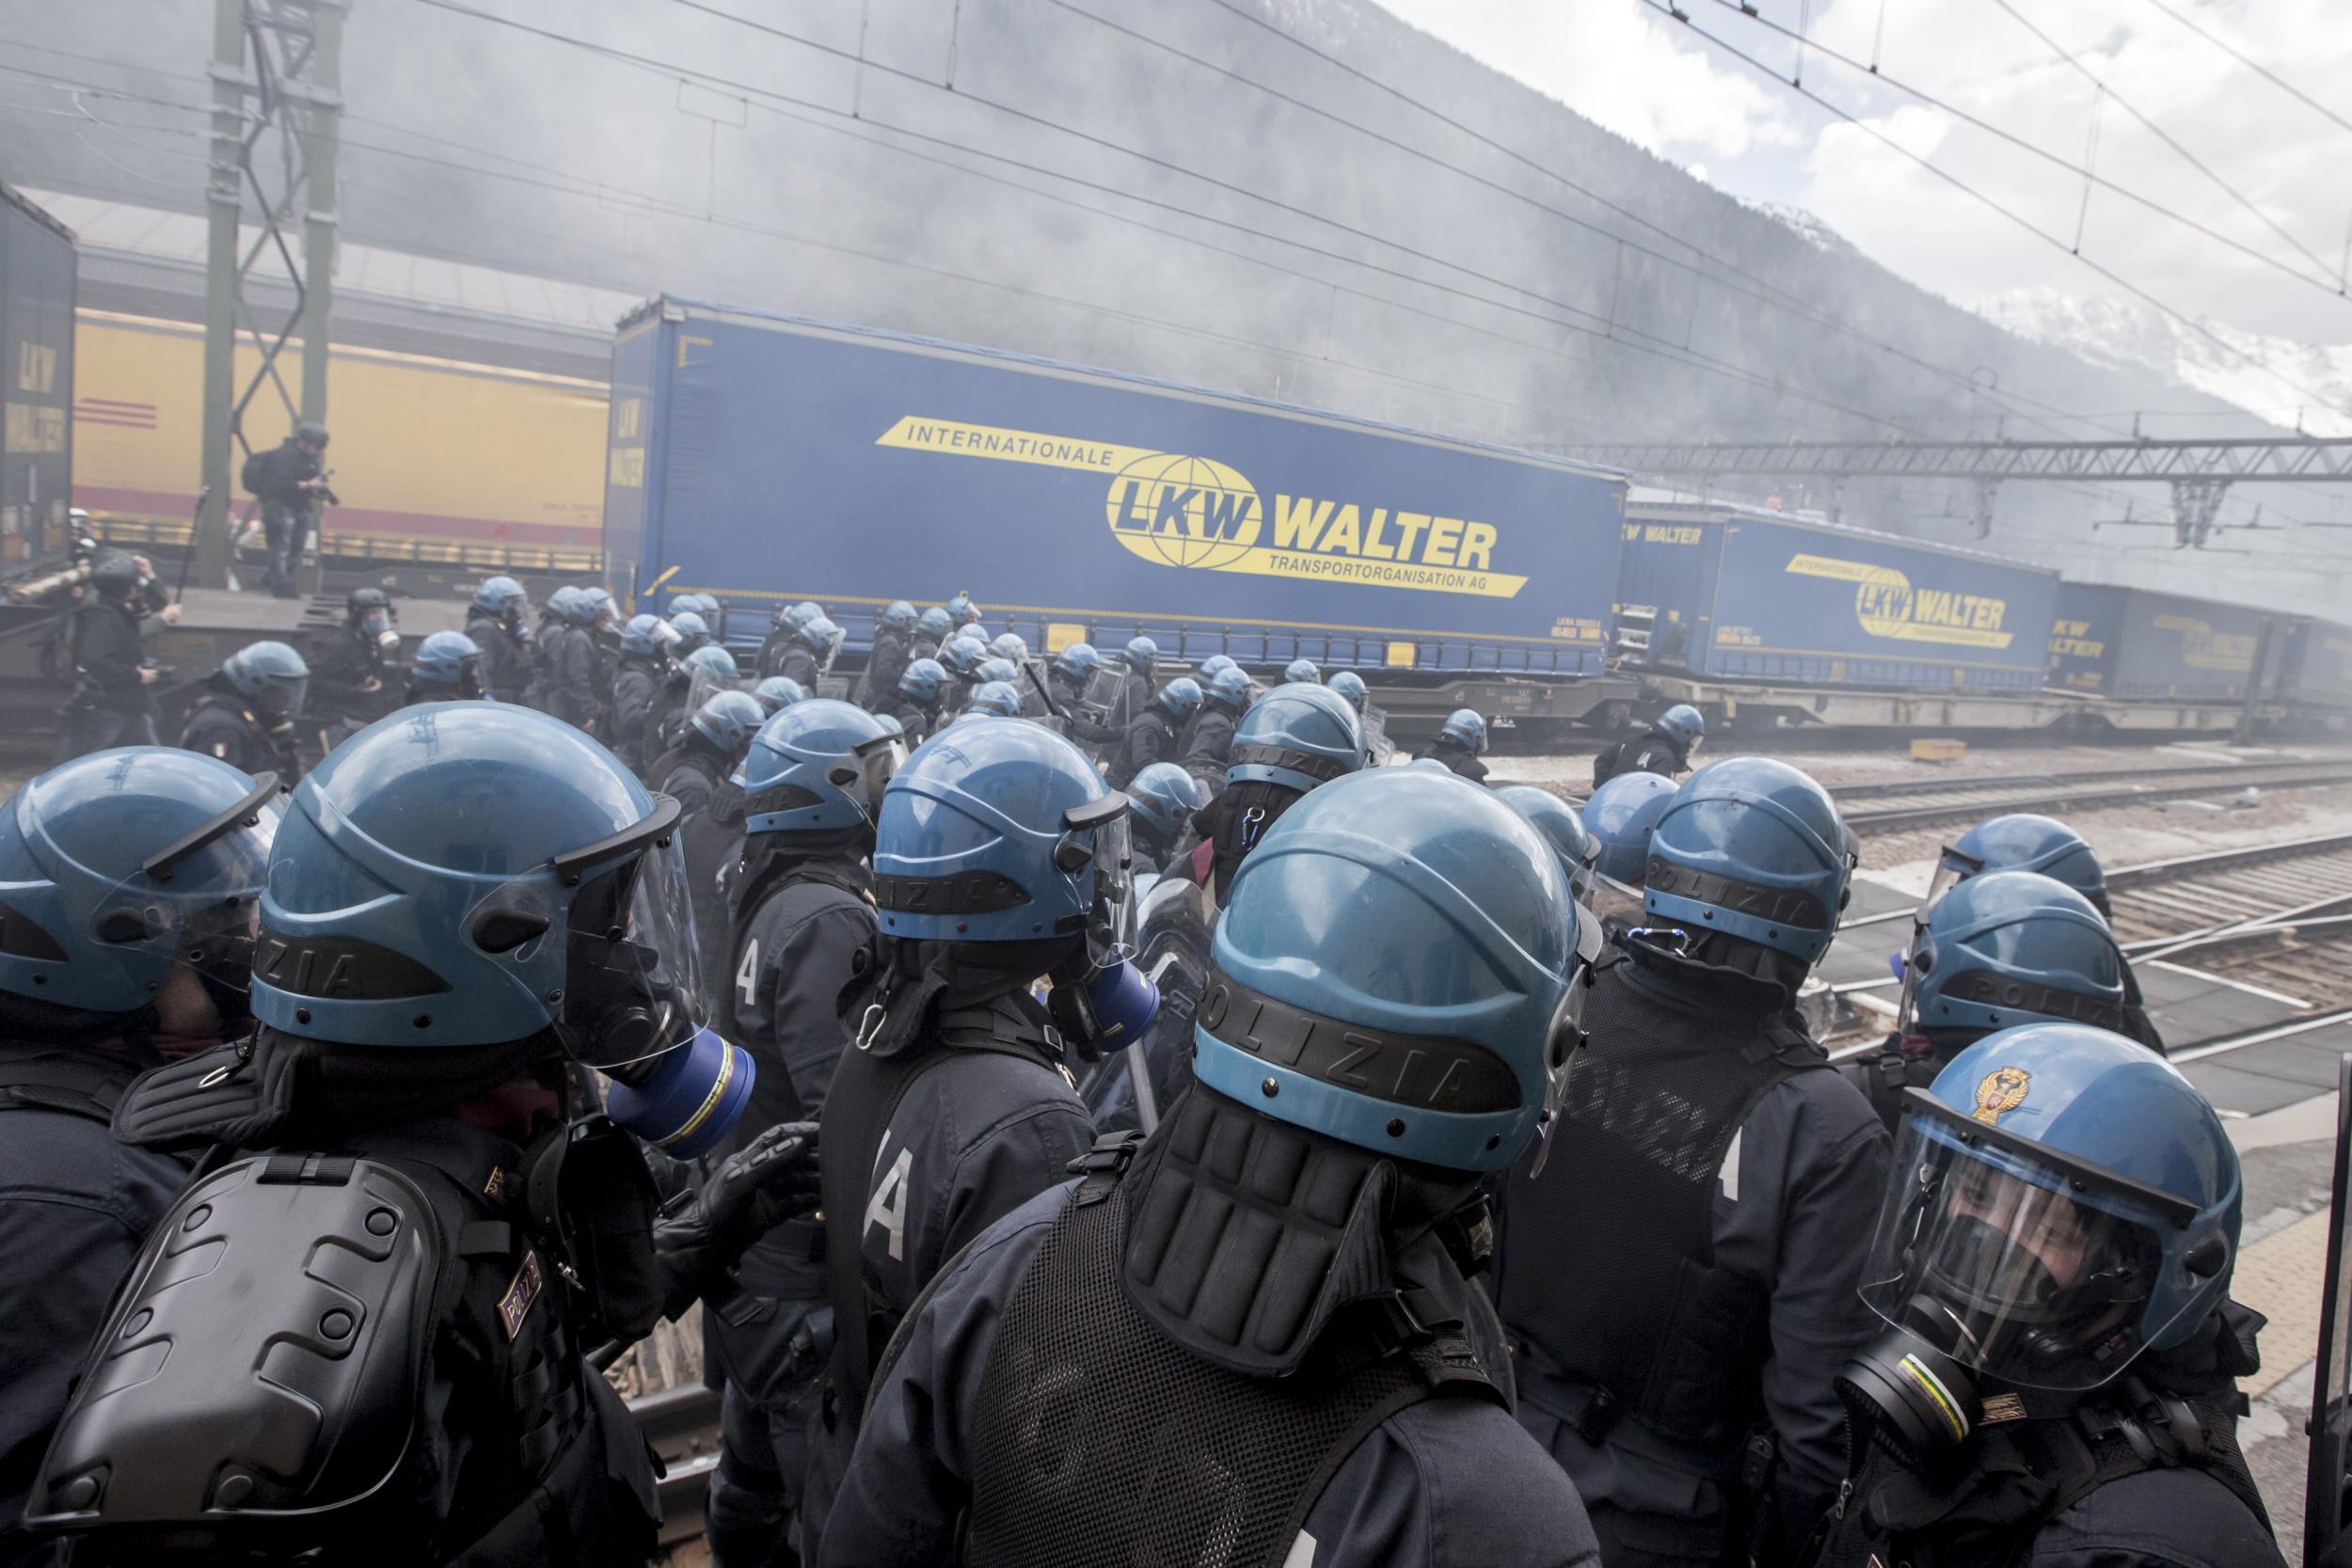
[1922,847,1984,922]
[818,623,847,675]
[1859,1105,2185,1390]
[827,732,909,827]
[1045,794,1158,1055]
[1361,704,1392,764]
[1527,903,1604,1177]
[97,773,280,1000]
[685,666,746,720]
[253,676,310,723]
[1589,869,1645,930]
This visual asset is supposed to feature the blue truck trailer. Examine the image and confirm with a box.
[602,297,1632,735]
[1611,499,2061,694]
[2046,582,2273,704]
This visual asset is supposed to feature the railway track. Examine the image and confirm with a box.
[1832,757,2352,832]
[629,1382,723,1550]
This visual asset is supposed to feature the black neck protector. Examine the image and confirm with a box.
[1193,780,1304,906]
[729,837,872,927]
[1119,1082,1488,1379]
[841,933,1081,1060]
[1621,922,1810,1006]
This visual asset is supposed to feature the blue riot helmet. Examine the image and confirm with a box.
[0,750,278,1015]
[799,613,843,665]
[1125,762,1208,848]
[253,705,752,1158]
[683,644,739,681]
[880,599,919,636]
[963,680,1024,720]
[974,657,1017,688]
[1205,666,1254,711]
[946,592,979,624]
[787,600,824,630]
[1199,767,1602,1173]
[618,613,665,658]
[1645,758,1851,963]
[1154,676,1204,724]
[409,630,485,700]
[1052,641,1103,682]
[545,585,586,626]
[1123,636,1158,675]
[991,632,1028,663]
[1198,655,1238,681]
[916,606,953,646]
[1898,871,2128,1040]
[1284,657,1320,685]
[1854,1023,2239,1405]
[1327,669,1368,714]
[753,675,807,716]
[223,640,310,721]
[1936,815,2110,919]
[670,610,712,654]
[691,689,768,759]
[898,657,949,706]
[739,699,907,841]
[580,587,617,627]
[1654,704,1706,755]
[474,575,527,619]
[1438,708,1487,753]
[941,635,989,679]
[1228,683,1364,795]
[1496,784,1598,904]
[872,718,1151,1054]
[1583,771,1677,885]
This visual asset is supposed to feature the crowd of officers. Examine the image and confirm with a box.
[0,577,2287,1568]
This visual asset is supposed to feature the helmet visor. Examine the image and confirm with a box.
[1922,847,1984,919]
[96,776,279,992]
[1059,795,1136,956]
[467,802,710,1072]
[1590,869,1645,929]
[836,732,909,824]
[686,666,746,719]
[1527,903,1604,1176]
[1861,1106,2180,1390]
[253,676,310,721]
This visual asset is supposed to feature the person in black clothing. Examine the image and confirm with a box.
[882,657,947,747]
[241,421,330,597]
[178,641,310,783]
[465,576,532,704]
[302,587,402,751]
[705,699,901,1568]
[608,614,676,772]
[1106,675,1200,789]
[649,689,769,1007]
[1592,704,1705,789]
[1413,707,1491,783]
[51,553,169,764]
[1180,666,1252,791]
[0,748,274,1568]
[766,615,836,694]
[851,601,917,712]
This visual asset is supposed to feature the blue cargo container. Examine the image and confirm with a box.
[2047,583,2271,703]
[2279,616,2352,709]
[1613,501,2060,693]
[603,297,1627,675]
[0,184,75,575]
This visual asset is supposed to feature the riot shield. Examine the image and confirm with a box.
[1078,664,1130,729]
[2306,1052,2352,1568]
[685,664,749,719]
[1362,703,1395,766]
[1080,875,1212,1136]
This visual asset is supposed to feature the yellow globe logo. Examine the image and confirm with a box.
[1104,451,1263,571]
[1849,565,1915,638]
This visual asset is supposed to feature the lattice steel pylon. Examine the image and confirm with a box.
[193,0,347,590]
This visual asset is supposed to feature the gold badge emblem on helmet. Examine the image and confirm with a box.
[1972,1067,2031,1126]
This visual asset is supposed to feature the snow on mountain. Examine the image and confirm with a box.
[1734,198,1860,260]
[1979,288,2352,436]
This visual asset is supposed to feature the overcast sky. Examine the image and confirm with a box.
[1373,0,2352,404]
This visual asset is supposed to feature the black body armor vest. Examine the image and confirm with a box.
[818,995,1064,1418]
[1497,945,1825,1449]
[0,1042,141,1125]
[961,1140,1502,1568]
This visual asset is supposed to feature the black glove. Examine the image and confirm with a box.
[652,1120,821,1320]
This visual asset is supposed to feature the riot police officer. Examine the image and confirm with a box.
[1180,666,1254,791]
[1282,657,1319,684]
[1497,784,1598,905]
[300,587,403,752]
[1845,871,2137,1133]
[1124,761,1206,873]
[706,699,903,1568]
[671,609,715,657]
[820,766,1608,1568]
[1495,756,1887,1566]
[1813,1023,2280,1568]
[52,553,167,763]
[536,586,600,729]
[466,575,532,703]
[404,629,485,705]
[1594,704,1706,787]
[26,705,804,1565]
[912,605,953,660]
[1582,768,1679,930]
[883,657,949,746]
[1327,669,1367,712]
[1414,707,1490,782]
[938,633,989,717]
[650,689,768,1004]
[1926,814,2162,1048]
[756,602,809,681]
[853,601,919,712]
[1106,675,1200,789]
[179,641,309,781]
[803,720,1116,1550]
[608,614,676,769]
[648,644,740,764]
[766,610,838,689]
[1115,634,1158,728]
[0,750,275,1565]
[754,675,808,717]
[523,585,576,709]
[956,680,1023,721]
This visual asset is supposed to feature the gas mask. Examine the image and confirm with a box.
[358,608,399,657]
[1042,794,1160,1059]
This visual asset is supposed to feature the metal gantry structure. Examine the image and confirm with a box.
[1563,436,2352,546]
[194,0,347,589]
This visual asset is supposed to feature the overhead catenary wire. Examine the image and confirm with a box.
[1645,0,2352,421]
[2130,0,2352,142]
